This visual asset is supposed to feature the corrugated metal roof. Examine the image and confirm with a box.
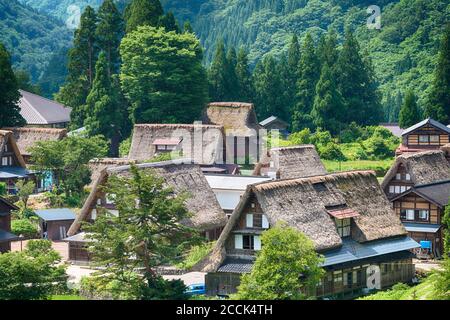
[0,229,19,242]
[321,237,419,267]
[0,166,32,179]
[217,259,254,273]
[35,208,76,221]
[402,118,450,136]
[403,223,441,233]
[19,90,71,125]
[63,232,92,242]
[205,174,272,190]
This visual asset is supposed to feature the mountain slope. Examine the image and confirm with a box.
[0,0,72,81]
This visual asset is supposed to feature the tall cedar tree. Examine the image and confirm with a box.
[226,47,239,100]
[57,6,98,129]
[160,11,180,33]
[124,0,163,33]
[235,47,254,102]
[399,90,422,129]
[279,34,301,124]
[96,0,124,77]
[0,43,25,127]
[120,26,208,124]
[336,28,383,126]
[253,55,284,121]
[208,40,230,101]
[425,24,450,123]
[319,30,338,72]
[183,21,193,33]
[291,33,320,131]
[311,63,345,135]
[84,52,127,156]
[85,166,199,299]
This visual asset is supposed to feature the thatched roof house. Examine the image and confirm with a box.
[87,158,138,190]
[381,150,450,195]
[0,130,26,168]
[128,124,224,164]
[3,127,67,162]
[199,170,407,273]
[68,160,227,238]
[202,102,262,136]
[253,145,327,179]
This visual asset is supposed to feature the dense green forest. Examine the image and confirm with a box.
[4,0,450,121]
[0,0,71,82]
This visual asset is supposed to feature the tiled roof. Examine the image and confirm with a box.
[0,229,19,242]
[217,259,254,273]
[35,208,76,221]
[19,90,71,125]
[402,118,450,136]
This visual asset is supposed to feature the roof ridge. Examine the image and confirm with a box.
[20,94,48,124]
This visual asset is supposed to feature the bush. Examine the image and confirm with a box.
[11,219,39,238]
[319,143,347,161]
[119,137,131,158]
[0,182,6,196]
[176,242,215,270]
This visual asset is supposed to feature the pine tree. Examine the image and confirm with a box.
[311,63,345,134]
[319,30,338,70]
[0,43,25,127]
[253,55,284,120]
[96,0,124,76]
[226,46,239,100]
[235,47,253,102]
[291,33,320,131]
[336,27,383,126]
[183,21,193,33]
[208,40,229,101]
[84,52,127,156]
[124,0,163,33]
[281,34,301,123]
[160,11,180,33]
[56,6,98,129]
[425,23,450,123]
[399,90,422,129]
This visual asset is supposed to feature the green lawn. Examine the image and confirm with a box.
[358,274,441,300]
[322,159,394,177]
[50,295,85,300]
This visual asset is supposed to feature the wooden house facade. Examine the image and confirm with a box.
[0,130,37,195]
[198,171,418,298]
[0,197,19,253]
[396,118,450,156]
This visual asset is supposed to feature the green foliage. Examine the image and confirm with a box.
[15,180,35,209]
[11,219,38,238]
[0,42,26,127]
[84,165,200,299]
[443,200,450,257]
[425,23,450,123]
[399,90,422,129]
[14,69,41,94]
[233,222,324,300]
[119,136,132,158]
[176,241,215,270]
[0,240,67,300]
[319,142,346,161]
[120,26,208,124]
[433,259,450,300]
[29,135,108,197]
[124,0,163,33]
[0,182,6,196]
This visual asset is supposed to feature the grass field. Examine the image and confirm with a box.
[50,295,85,300]
[322,159,394,176]
[358,274,441,300]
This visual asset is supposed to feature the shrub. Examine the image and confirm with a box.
[0,182,6,196]
[176,242,215,270]
[11,219,39,238]
[319,143,347,161]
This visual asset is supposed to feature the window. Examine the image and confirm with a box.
[430,135,439,143]
[246,214,253,228]
[253,214,262,228]
[262,215,269,229]
[389,186,395,193]
[400,186,407,193]
[1,157,8,166]
[418,210,429,221]
[396,173,401,180]
[395,186,401,194]
[401,209,415,220]
[243,235,254,250]
[405,173,411,181]
[419,135,429,143]
[335,218,351,237]
[235,234,243,249]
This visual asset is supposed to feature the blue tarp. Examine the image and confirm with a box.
[420,241,432,249]
[321,237,420,267]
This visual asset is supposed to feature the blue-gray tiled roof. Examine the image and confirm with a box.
[217,259,255,273]
[0,229,19,242]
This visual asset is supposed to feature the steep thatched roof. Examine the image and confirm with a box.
[198,171,406,272]
[128,124,224,164]
[253,145,327,179]
[68,160,227,236]
[202,102,262,136]
[3,127,67,156]
[382,150,450,189]
[87,158,138,190]
[0,130,26,168]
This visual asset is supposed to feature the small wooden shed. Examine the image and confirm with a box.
[35,208,76,240]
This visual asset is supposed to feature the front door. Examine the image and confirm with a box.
[59,226,67,240]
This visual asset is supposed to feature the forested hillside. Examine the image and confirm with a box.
[0,0,72,81]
